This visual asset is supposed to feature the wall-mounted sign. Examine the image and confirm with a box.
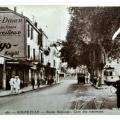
[0,12,25,58]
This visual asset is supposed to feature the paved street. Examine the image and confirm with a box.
[0,78,118,114]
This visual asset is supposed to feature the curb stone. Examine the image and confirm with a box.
[0,82,61,97]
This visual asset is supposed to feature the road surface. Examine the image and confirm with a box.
[0,79,117,114]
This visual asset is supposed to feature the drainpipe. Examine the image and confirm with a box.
[3,59,6,90]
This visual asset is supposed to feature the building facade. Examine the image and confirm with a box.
[0,7,50,89]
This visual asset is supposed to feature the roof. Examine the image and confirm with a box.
[26,18,48,39]
[0,7,48,39]
[0,7,11,11]
[104,66,114,70]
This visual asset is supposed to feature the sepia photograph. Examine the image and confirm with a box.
[0,3,120,115]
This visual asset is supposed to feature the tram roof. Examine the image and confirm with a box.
[104,66,114,70]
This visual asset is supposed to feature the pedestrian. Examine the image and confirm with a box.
[31,78,35,89]
[49,76,54,85]
[37,78,40,88]
[85,72,90,84]
[112,76,120,109]
[9,75,16,93]
[93,76,98,87]
[14,76,21,94]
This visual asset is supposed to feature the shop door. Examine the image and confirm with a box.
[6,69,12,90]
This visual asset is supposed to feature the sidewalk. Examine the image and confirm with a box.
[0,82,60,97]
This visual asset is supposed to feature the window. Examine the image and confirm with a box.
[28,24,30,37]
[33,49,35,60]
[31,27,33,40]
[27,45,30,58]
[53,60,56,67]
[38,33,43,46]
[41,53,44,64]
[110,71,113,76]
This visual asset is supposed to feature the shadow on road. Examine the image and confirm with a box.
[67,83,91,94]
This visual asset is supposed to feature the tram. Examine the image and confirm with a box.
[103,66,119,85]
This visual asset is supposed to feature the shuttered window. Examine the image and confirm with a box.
[41,53,44,64]
[33,49,35,60]
[31,27,33,40]
[27,45,30,58]
[38,33,42,46]
[28,24,30,37]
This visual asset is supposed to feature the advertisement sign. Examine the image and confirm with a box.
[0,12,25,58]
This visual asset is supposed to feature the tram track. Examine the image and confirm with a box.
[73,97,103,110]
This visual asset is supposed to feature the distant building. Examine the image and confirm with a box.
[47,46,61,82]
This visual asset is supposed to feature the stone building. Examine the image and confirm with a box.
[0,7,50,89]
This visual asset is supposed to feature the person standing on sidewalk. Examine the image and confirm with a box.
[112,76,120,109]
[14,76,21,94]
[31,78,35,89]
[9,75,16,93]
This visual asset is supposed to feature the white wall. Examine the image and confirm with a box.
[42,35,49,65]
[48,47,61,69]
[26,22,40,61]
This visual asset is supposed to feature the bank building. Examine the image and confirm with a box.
[0,7,59,90]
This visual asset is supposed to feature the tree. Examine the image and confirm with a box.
[61,7,120,75]
[89,7,120,63]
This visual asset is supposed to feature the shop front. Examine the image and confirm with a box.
[44,65,56,84]
[5,60,32,90]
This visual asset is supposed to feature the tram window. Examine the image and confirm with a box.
[110,71,112,76]
[106,71,108,76]
[104,71,107,75]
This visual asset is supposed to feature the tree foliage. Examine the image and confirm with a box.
[61,7,120,70]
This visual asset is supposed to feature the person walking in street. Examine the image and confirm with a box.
[31,78,35,89]
[9,75,16,94]
[14,76,21,94]
[112,76,120,109]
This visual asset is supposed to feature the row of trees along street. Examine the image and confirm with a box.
[60,7,120,85]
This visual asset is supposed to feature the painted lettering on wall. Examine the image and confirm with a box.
[0,30,21,36]
[0,12,25,58]
[0,42,11,51]
[0,17,22,23]
[5,51,19,57]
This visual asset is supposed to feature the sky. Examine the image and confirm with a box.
[8,5,70,43]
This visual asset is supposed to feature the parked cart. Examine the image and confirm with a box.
[77,73,85,84]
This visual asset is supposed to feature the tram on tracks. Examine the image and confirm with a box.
[103,66,119,85]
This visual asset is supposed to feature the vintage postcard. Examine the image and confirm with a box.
[0,2,120,115]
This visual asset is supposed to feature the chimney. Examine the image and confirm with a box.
[14,7,17,12]
[35,22,37,28]
[21,11,23,15]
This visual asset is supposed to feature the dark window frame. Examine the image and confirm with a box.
[38,33,43,46]
[27,45,30,58]
[33,48,35,60]
[28,24,30,37]
[31,27,33,40]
